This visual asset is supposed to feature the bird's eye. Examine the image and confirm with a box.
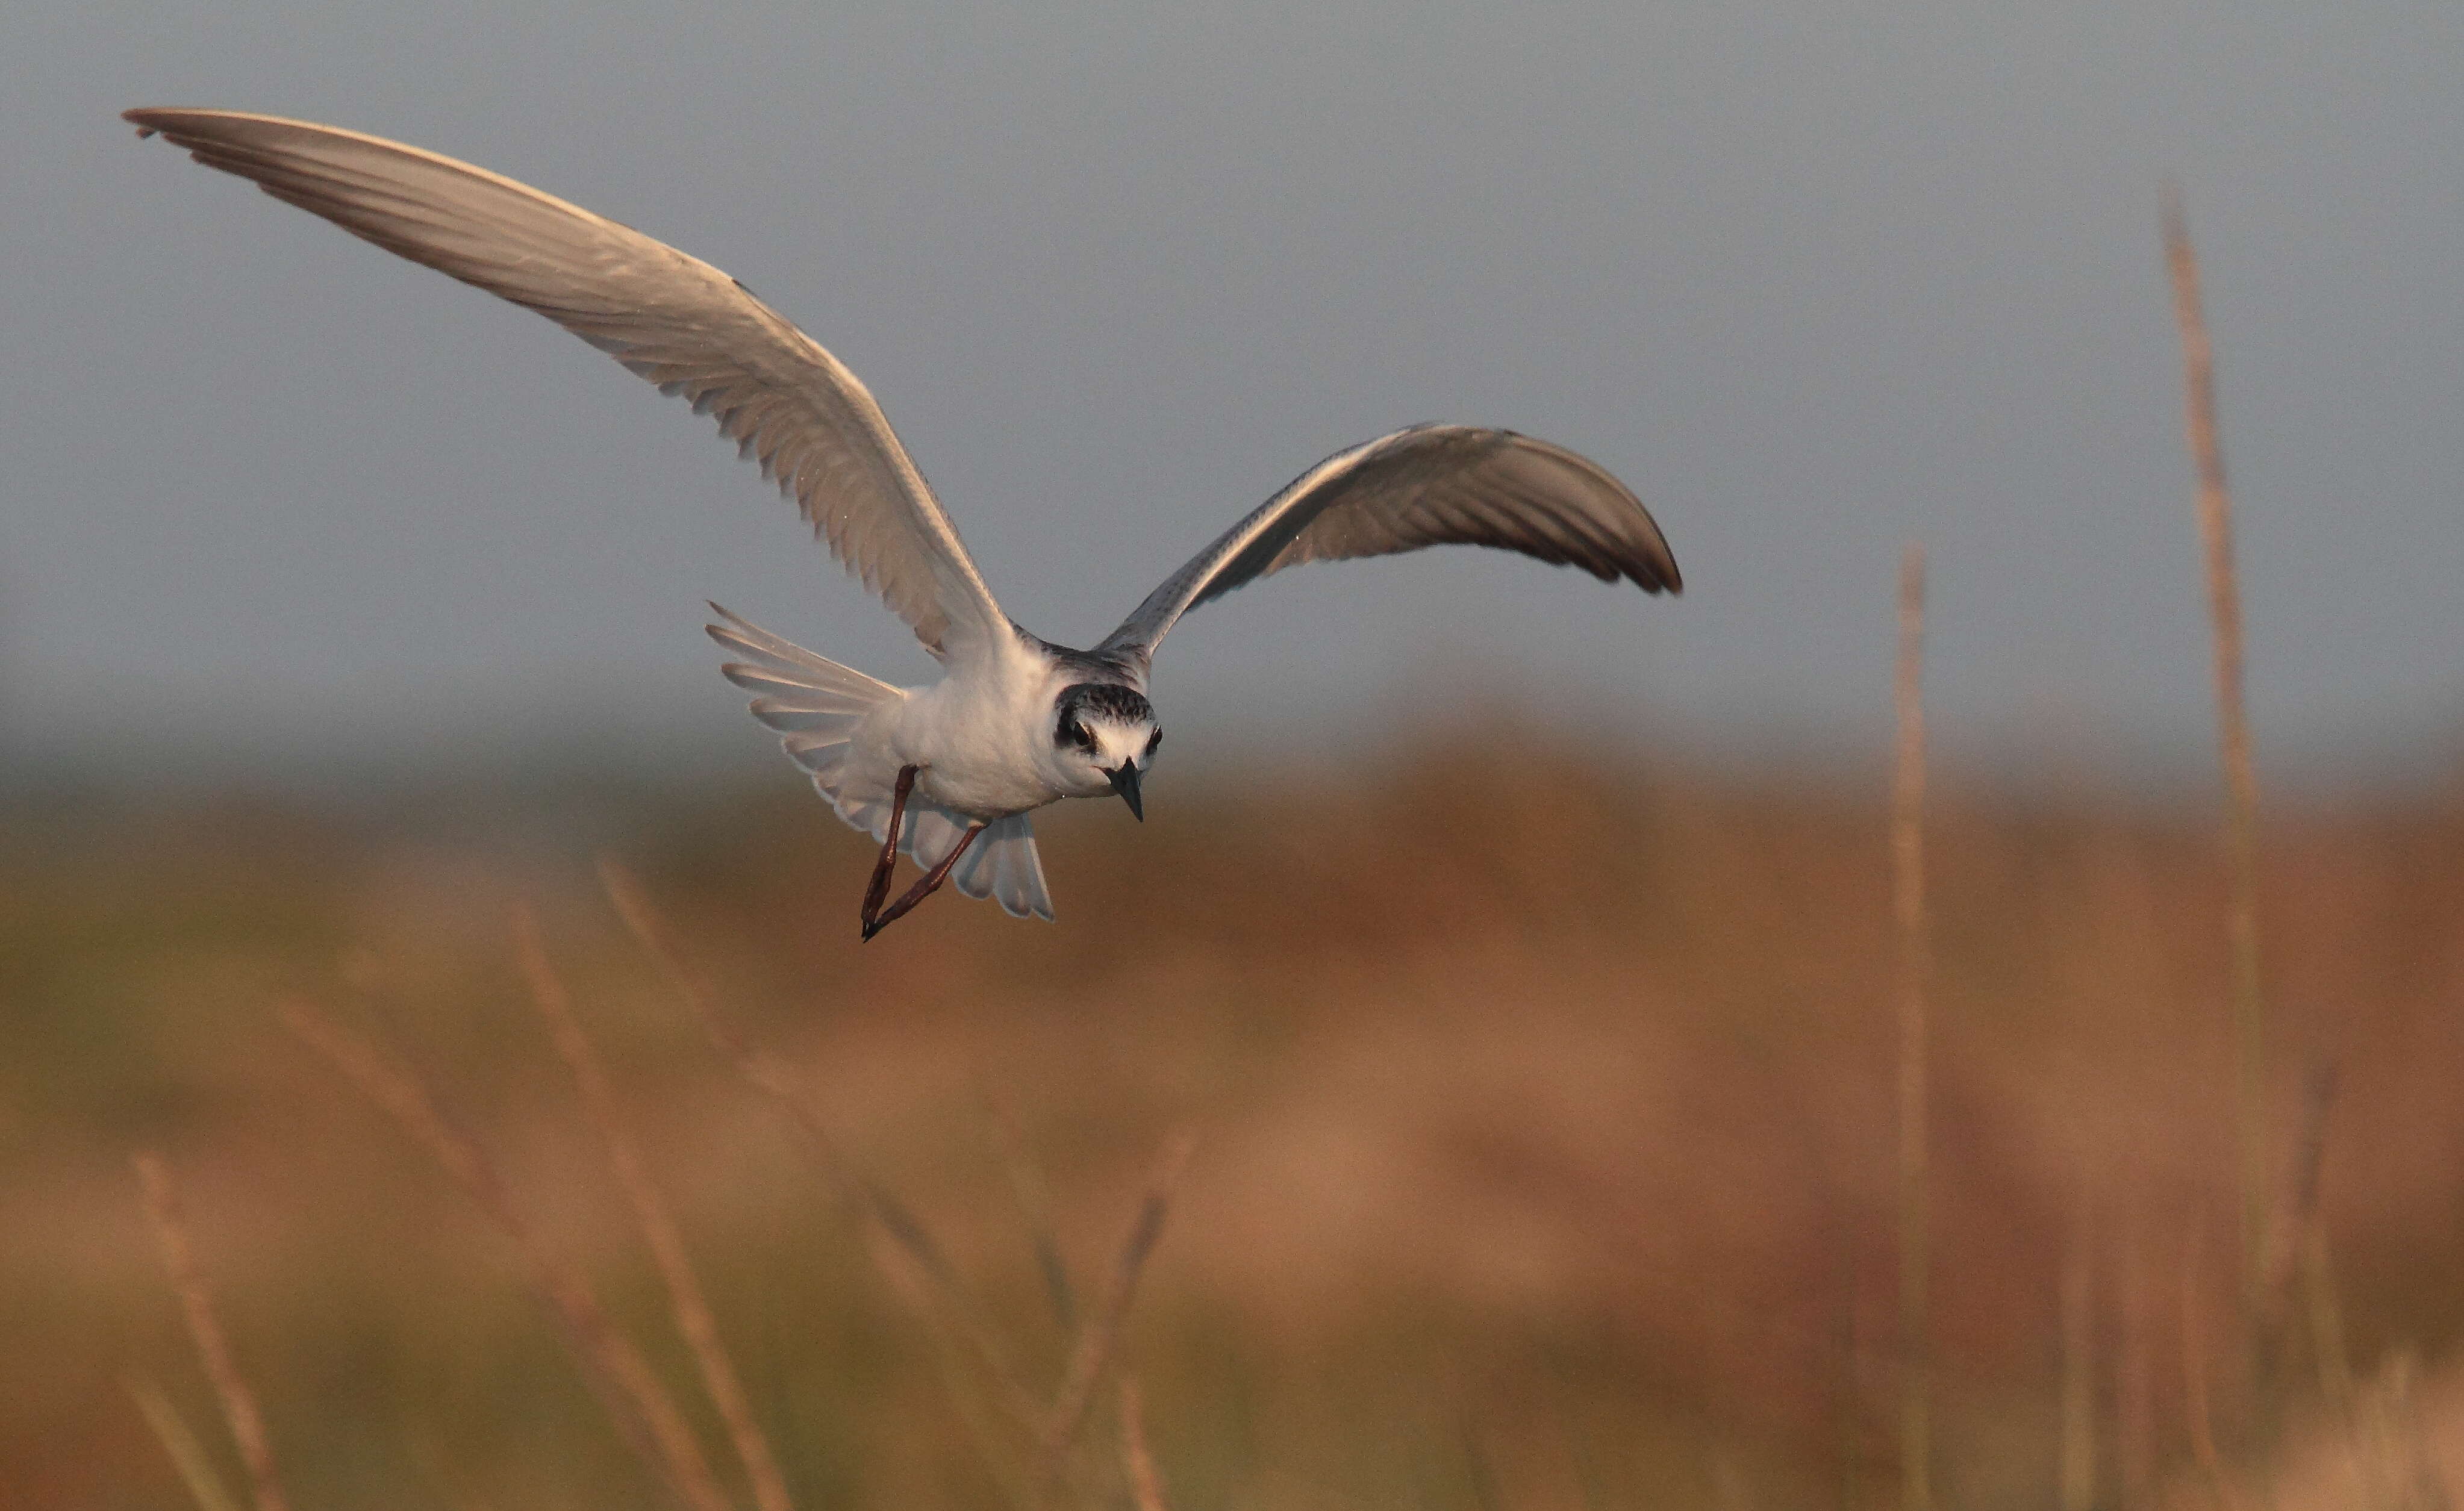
[1146,730,1162,755]
[1067,718,1096,752]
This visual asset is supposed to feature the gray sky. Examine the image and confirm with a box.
[7,2,2461,790]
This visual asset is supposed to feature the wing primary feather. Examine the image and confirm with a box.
[1101,425,1677,661]
[127,106,1008,663]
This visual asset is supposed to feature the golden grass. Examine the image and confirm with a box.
[1042,1132,1190,1472]
[122,1372,248,1511]
[2059,1212,2094,1511]
[1893,543,1932,1511]
[131,1153,290,1511]
[1117,1379,1170,1511]
[21,736,2450,1509]
[2165,184,2271,1324]
[515,906,794,1511]
[278,998,735,1511]
[2179,1224,2244,1510]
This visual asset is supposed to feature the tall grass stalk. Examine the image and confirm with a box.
[862,1226,1050,1511]
[984,1086,1081,1335]
[2281,1067,2354,1415]
[278,1001,734,1511]
[514,906,797,1511]
[2059,1213,2095,1511]
[599,858,1187,1508]
[1043,1134,1192,1470]
[1118,1379,1172,1511]
[2162,186,2269,1320]
[131,1153,292,1511]
[1891,543,1932,1511]
[2116,1228,2156,1511]
[596,858,1048,1442]
[121,1374,247,1511]
[2179,1229,2244,1511]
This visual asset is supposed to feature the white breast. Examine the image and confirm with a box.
[867,643,1084,820]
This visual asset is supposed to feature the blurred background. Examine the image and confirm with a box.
[5,2,2462,1507]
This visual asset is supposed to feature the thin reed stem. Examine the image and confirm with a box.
[1891,543,1931,1511]
[2059,1208,2095,1511]
[597,858,1046,1436]
[2162,185,2269,1320]
[122,1374,246,1511]
[2116,1227,2155,1511]
[278,1000,733,1511]
[1045,1134,1193,1466]
[516,907,797,1511]
[2179,1228,2242,1511]
[131,1154,291,1511]
[1119,1379,1171,1511]
[862,1229,1046,1511]
[1836,1241,1865,1511]
[982,1085,1079,1336]
[2277,1065,2354,1415]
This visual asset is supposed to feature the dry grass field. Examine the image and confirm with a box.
[5,731,2462,1510]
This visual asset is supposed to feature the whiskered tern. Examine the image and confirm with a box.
[126,108,1681,936]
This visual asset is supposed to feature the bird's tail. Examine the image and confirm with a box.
[951,813,1055,922]
[706,604,1055,922]
[708,602,902,802]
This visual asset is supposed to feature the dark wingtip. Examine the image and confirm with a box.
[1644,534,1683,595]
[1627,555,1682,596]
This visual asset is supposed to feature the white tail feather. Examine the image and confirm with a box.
[708,603,1055,922]
[710,600,901,812]
[954,814,1054,920]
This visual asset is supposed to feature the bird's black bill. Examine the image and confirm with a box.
[1107,764,1144,821]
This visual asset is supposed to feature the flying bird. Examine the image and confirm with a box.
[126,108,1681,937]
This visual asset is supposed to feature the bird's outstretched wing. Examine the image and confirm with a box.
[125,107,1006,662]
[1099,425,1679,662]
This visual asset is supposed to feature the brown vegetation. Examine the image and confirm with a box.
[4,731,2462,1508]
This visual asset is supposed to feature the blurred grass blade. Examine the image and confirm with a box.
[1119,1379,1171,1511]
[2117,1226,2156,1510]
[122,1374,245,1511]
[1046,1132,1193,1465]
[2162,184,2270,1324]
[2282,1065,2355,1415]
[516,906,797,1511]
[599,856,1047,1437]
[131,1154,292,1511]
[865,1227,1046,1511]
[980,1083,1079,1335]
[2178,1226,2243,1511]
[278,1000,733,1511]
[1891,544,1931,1511]
[2059,1211,2094,1511]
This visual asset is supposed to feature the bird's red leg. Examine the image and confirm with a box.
[860,765,919,936]
[861,822,985,941]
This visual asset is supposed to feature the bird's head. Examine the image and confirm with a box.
[1053,682,1161,820]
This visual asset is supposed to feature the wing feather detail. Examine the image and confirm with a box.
[1100,425,1678,661]
[125,107,1005,661]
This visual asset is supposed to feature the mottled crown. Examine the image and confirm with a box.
[1055,682,1155,726]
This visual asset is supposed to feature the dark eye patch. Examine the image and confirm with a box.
[1146,729,1162,755]
[1055,681,1151,754]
